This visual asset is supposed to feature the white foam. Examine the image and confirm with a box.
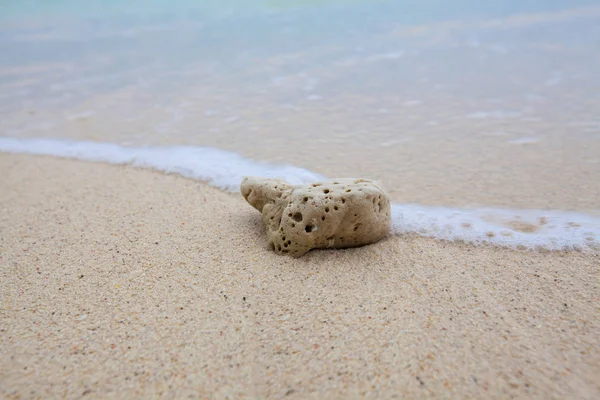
[66,111,95,121]
[508,137,540,145]
[467,110,522,119]
[1,137,598,251]
[365,51,404,63]
[0,137,324,191]
[391,204,598,251]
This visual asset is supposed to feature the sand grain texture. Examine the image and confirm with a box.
[1,154,599,399]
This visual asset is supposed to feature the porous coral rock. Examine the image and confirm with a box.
[241,177,391,257]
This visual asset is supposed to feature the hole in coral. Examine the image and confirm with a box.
[305,225,313,233]
[287,240,291,245]
[345,189,351,193]
[334,205,338,211]
[277,245,282,251]
[303,197,308,203]
[321,215,325,221]
[284,243,288,248]
[288,213,292,217]
[325,207,330,213]
[323,189,330,194]
[282,236,286,241]
[282,249,289,254]
[291,223,296,228]
[341,198,346,203]
[292,212,303,222]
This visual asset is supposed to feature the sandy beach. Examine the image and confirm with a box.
[1,154,598,399]
[2,2,600,398]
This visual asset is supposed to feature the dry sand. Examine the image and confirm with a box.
[1,154,599,399]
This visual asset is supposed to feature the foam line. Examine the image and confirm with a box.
[1,137,598,251]
[0,137,324,191]
[391,204,598,251]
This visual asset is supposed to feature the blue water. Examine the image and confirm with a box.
[1,0,600,213]
[2,0,599,101]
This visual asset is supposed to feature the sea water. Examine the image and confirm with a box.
[1,1,599,250]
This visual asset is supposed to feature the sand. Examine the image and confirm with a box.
[1,153,598,399]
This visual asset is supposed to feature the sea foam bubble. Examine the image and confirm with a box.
[1,137,598,251]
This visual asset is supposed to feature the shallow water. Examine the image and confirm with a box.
[1,0,600,211]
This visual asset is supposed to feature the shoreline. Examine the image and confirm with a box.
[1,154,598,399]
[2,137,598,252]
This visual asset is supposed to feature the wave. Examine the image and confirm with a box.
[1,137,598,251]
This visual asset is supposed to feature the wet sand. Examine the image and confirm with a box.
[1,154,598,399]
